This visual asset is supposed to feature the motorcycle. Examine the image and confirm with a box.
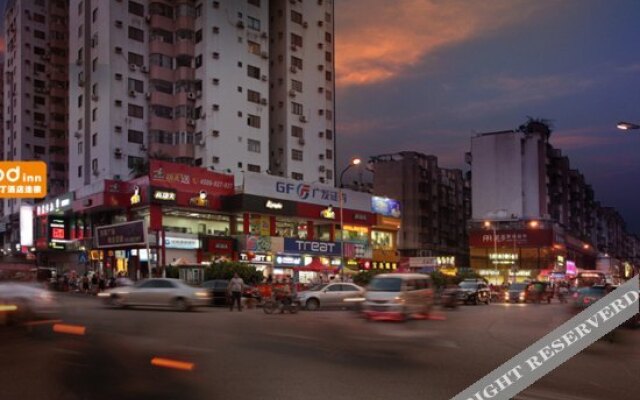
[263,296,300,314]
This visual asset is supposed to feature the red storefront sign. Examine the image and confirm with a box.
[205,238,234,255]
[469,229,554,247]
[149,160,234,195]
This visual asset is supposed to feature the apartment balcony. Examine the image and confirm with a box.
[175,39,195,57]
[150,14,174,30]
[174,66,195,81]
[149,116,177,132]
[148,93,175,111]
[175,16,195,31]
[150,39,175,57]
[50,54,67,66]
[49,121,67,132]
[49,136,67,148]
[49,153,67,164]
[150,142,194,158]
[150,65,174,82]
[50,87,66,98]
[174,117,196,132]
[49,38,67,50]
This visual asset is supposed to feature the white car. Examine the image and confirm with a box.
[0,282,59,323]
[297,283,365,311]
[99,278,210,311]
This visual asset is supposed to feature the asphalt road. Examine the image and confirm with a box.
[1,296,638,400]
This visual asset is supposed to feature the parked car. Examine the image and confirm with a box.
[362,273,434,321]
[201,280,263,307]
[98,278,210,311]
[296,282,365,311]
[457,279,491,305]
[0,282,59,324]
[524,281,554,303]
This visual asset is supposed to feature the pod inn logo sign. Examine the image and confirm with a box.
[0,162,47,198]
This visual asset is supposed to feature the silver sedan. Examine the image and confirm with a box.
[297,283,365,311]
[99,278,210,311]
[0,282,59,324]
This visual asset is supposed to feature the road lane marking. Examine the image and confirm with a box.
[53,323,86,336]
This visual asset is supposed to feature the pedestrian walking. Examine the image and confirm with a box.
[81,274,89,294]
[227,273,245,312]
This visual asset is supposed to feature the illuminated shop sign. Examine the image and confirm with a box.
[320,206,336,219]
[489,253,518,260]
[95,221,146,248]
[275,255,303,266]
[512,270,532,277]
[50,218,67,242]
[130,186,141,205]
[189,190,209,207]
[265,200,283,210]
[478,269,501,276]
[239,252,272,263]
[353,213,368,221]
[343,225,369,234]
[163,236,199,249]
[152,188,177,203]
[36,193,74,216]
[437,256,455,265]
[284,238,341,256]
[371,196,401,218]
[371,261,397,270]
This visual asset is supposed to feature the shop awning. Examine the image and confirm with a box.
[297,257,338,273]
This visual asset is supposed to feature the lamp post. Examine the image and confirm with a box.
[616,121,640,131]
[339,157,362,279]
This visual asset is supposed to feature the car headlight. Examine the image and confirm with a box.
[392,296,405,304]
[519,292,525,299]
[504,293,509,300]
[39,292,54,302]
[195,291,210,298]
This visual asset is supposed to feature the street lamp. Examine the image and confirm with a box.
[339,157,362,279]
[616,121,640,131]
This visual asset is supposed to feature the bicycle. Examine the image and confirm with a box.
[263,296,299,314]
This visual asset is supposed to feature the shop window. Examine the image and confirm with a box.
[372,230,393,250]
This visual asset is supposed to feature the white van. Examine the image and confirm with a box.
[362,273,434,321]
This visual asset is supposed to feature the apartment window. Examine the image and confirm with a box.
[195,55,203,68]
[248,40,261,55]
[247,65,260,79]
[92,108,97,121]
[123,129,144,145]
[77,95,83,107]
[292,149,303,161]
[128,156,144,169]
[325,12,332,23]
[291,56,303,70]
[247,114,261,128]
[247,139,261,153]
[78,1,83,15]
[326,149,333,160]
[128,27,144,42]
[195,29,202,43]
[195,4,203,16]
[325,32,332,42]
[326,169,333,180]
[291,126,303,138]
[34,13,45,23]
[128,52,144,66]
[248,0,260,6]
[326,130,333,140]
[152,105,173,119]
[291,102,303,115]
[34,96,45,106]
[176,3,195,17]
[325,71,333,81]
[247,164,260,172]
[78,166,82,177]
[34,30,46,40]
[92,8,98,22]
[291,79,302,92]
[291,10,302,24]
[326,110,333,120]
[78,142,82,154]
[247,90,261,104]
[149,53,171,68]
[128,78,144,93]
[151,29,173,44]
[149,2,173,18]
[34,145,46,155]
[247,16,260,31]
[78,119,83,130]
[291,33,303,47]
[128,104,144,119]
[92,133,97,146]
[128,1,144,17]
[151,80,173,94]
[325,89,332,101]
[34,129,45,138]
[292,172,304,181]
[325,51,332,62]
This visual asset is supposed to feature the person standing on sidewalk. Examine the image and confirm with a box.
[227,273,245,312]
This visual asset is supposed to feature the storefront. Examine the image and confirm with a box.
[33,192,80,272]
[370,214,401,272]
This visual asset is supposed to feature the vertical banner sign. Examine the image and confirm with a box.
[453,276,639,400]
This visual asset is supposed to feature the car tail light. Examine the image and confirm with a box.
[583,297,593,305]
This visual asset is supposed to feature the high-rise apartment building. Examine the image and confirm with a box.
[371,152,470,265]
[3,0,69,248]
[68,0,335,191]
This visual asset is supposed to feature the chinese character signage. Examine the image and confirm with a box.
[95,221,146,248]
[469,229,553,247]
[149,160,234,195]
[371,196,401,218]
[36,193,74,216]
[151,187,177,204]
[0,161,47,198]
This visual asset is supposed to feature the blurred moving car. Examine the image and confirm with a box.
[505,283,529,303]
[457,279,491,305]
[505,282,554,303]
[362,273,434,321]
[98,278,210,311]
[0,282,59,324]
[296,282,365,311]
[571,284,639,328]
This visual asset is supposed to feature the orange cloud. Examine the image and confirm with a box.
[336,0,550,87]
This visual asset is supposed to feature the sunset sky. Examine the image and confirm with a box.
[0,0,638,233]
[335,0,640,234]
